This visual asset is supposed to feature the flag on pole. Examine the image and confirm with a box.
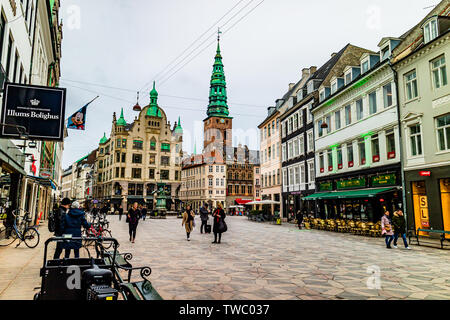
[67,96,99,130]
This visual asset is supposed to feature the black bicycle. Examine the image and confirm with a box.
[0,209,40,248]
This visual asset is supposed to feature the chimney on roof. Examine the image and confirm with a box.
[302,68,310,79]
[288,83,295,91]
[310,66,317,74]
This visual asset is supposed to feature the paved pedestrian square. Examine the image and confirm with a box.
[1,216,450,300]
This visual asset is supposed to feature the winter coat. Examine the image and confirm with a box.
[61,208,91,250]
[128,208,141,225]
[392,212,406,234]
[213,208,226,234]
[199,207,209,222]
[381,215,394,236]
[118,208,124,216]
[182,210,195,233]
[141,208,147,217]
[54,206,68,236]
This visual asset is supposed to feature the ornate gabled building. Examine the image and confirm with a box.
[94,83,183,211]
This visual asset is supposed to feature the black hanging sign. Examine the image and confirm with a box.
[0,83,66,141]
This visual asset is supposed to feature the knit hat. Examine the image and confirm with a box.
[71,201,80,209]
[61,198,71,206]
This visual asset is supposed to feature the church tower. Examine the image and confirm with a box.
[203,29,233,163]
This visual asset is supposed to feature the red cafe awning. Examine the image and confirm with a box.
[235,199,253,205]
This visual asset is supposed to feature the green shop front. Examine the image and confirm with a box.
[305,167,402,222]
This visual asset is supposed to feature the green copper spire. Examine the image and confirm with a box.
[99,132,108,144]
[194,140,197,155]
[116,108,127,126]
[147,82,162,117]
[207,30,230,118]
[175,116,183,134]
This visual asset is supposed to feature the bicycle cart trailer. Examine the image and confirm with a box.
[34,237,162,301]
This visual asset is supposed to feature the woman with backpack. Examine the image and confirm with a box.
[182,205,195,241]
[212,202,227,244]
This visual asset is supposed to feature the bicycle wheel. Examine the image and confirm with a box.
[102,230,113,249]
[23,227,40,248]
[0,227,17,246]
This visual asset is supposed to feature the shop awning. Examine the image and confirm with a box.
[303,187,397,200]
[235,199,253,205]
[27,176,57,190]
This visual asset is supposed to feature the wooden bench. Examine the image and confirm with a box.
[409,228,450,249]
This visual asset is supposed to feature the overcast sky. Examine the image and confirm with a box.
[60,0,434,168]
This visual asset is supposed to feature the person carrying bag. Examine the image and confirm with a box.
[212,203,227,244]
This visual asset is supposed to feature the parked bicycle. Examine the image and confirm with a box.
[83,219,112,249]
[0,209,40,248]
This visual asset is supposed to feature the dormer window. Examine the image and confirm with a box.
[331,81,337,94]
[319,89,326,102]
[297,89,303,102]
[423,18,438,44]
[307,81,314,94]
[362,60,369,73]
[345,71,352,85]
[381,46,390,61]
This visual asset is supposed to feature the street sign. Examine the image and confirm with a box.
[0,83,66,141]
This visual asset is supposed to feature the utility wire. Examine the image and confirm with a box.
[64,83,264,118]
[158,0,265,87]
[138,0,247,93]
[60,78,265,108]
[142,0,258,93]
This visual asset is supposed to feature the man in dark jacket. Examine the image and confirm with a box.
[61,201,91,258]
[199,203,210,234]
[118,205,124,221]
[53,198,71,259]
[141,205,147,221]
[392,208,411,249]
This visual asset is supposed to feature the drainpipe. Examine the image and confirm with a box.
[388,60,408,230]
[29,0,39,84]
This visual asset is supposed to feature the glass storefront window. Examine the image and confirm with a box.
[440,179,450,239]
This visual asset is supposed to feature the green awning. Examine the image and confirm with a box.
[302,192,333,201]
[303,187,396,200]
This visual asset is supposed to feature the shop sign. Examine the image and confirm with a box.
[371,173,396,187]
[319,182,332,191]
[0,83,66,141]
[419,196,430,228]
[39,170,52,179]
[419,171,431,177]
[337,178,366,190]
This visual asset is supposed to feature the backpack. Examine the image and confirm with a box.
[48,209,56,233]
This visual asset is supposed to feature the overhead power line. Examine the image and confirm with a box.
[157,0,265,87]
[60,78,266,108]
[138,0,248,93]
[64,83,264,118]
[142,0,259,93]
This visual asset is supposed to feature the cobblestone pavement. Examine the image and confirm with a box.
[1,216,450,300]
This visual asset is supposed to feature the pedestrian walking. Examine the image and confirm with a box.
[212,203,227,244]
[127,202,141,243]
[118,205,124,221]
[381,210,394,249]
[60,201,91,259]
[53,198,71,259]
[199,203,210,234]
[141,205,147,221]
[392,208,411,250]
[296,210,304,230]
[182,205,195,241]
